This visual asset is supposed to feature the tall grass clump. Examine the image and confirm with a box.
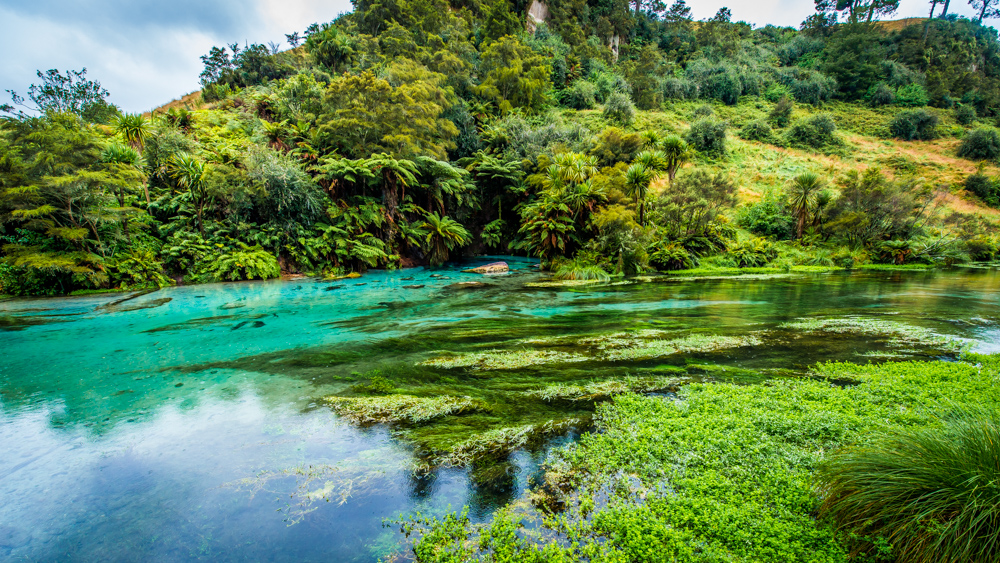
[815,410,1000,563]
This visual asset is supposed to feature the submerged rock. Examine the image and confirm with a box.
[444,281,491,290]
[402,284,425,289]
[324,285,344,291]
[463,261,509,275]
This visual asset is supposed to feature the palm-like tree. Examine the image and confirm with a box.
[660,135,693,183]
[788,172,824,239]
[170,153,208,235]
[421,212,471,266]
[515,191,576,265]
[625,162,656,225]
[550,153,598,186]
[113,113,151,202]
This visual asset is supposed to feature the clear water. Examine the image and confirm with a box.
[2,259,999,561]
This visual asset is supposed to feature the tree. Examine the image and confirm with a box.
[169,153,209,235]
[515,190,576,265]
[624,162,656,224]
[971,0,1000,22]
[2,69,118,123]
[788,172,825,239]
[660,135,693,183]
[482,0,522,44]
[286,32,302,48]
[476,36,552,114]
[815,0,899,23]
[112,113,152,202]
[421,212,471,265]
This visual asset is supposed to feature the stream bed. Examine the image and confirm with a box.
[2,258,999,562]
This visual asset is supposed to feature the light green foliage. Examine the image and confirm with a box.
[108,249,173,289]
[409,355,1000,562]
[726,236,778,267]
[785,114,839,149]
[200,243,281,281]
[476,36,552,114]
[420,349,589,370]
[420,212,470,266]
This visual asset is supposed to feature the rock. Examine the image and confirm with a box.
[445,282,491,290]
[463,262,509,275]
[402,285,425,289]
[324,285,344,291]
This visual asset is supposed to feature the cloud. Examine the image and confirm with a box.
[0,0,992,113]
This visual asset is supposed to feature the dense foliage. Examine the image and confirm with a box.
[2,1,1000,296]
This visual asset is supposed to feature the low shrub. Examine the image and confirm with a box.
[199,244,281,281]
[889,109,939,141]
[685,117,727,156]
[769,95,794,127]
[602,92,636,125]
[661,76,698,100]
[894,83,929,107]
[785,114,838,149]
[727,236,777,267]
[738,119,776,143]
[648,242,696,271]
[956,104,977,126]
[958,128,1000,161]
[737,196,794,239]
[866,82,895,107]
[965,171,1000,206]
[562,80,597,110]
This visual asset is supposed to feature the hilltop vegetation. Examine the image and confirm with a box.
[3,1,1000,295]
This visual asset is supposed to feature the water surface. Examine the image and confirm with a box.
[2,260,999,561]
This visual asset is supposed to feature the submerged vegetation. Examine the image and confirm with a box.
[401,353,1000,562]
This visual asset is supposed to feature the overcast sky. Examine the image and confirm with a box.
[0,0,991,113]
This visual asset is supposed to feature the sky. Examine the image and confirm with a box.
[0,0,991,113]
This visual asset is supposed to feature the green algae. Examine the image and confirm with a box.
[325,394,483,424]
[419,350,590,370]
[780,316,962,350]
[523,377,685,402]
[603,333,767,361]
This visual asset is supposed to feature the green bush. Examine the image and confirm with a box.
[958,128,1000,161]
[727,236,778,267]
[894,83,929,107]
[866,82,895,106]
[737,196,794,239]
[200,244,281,281]
[956,104,977,126]
[692,104,714,119]
[562,80,597,110]
[816,410,1000,563]
[965,171,1000,206]
[590,127,644,166]
[785,114,838,149]
[738,119,776,143]
[108,250,174,290]
[660,77,698,100]
[889,109,939,141]
[685,118,727,156]
[763,83,792,103]
[602,92,636,125]
[648,242,696,271]
[769,95,794,128]
[830,246,870,269]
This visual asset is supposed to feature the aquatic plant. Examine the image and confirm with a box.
[524,377,683,402]
[603,333,766,361]
[816,410,1000,563]
[781,316,961,350]
[325,394,482,424]
[419,349,589,370]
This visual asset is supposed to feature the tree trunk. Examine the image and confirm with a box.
[940,0,950,17]
[796,212,806,240]
[924,1,938,41]
[979,1,988,22]
[197,203,204,237]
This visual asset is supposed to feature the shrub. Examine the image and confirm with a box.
[200,244,281,281]
[737,196,794,239]
[602,92,636,125]
[965,171,1000,206]
[958,128,1000,161]
[866,82,895,107]
[763,83,791,103]
[108,250,174,290]
[816,410,1000,563]
[956,104,976,126]
[895,83,929,107]
[648,242,695,271]
[684,117,727,156]
[590,127,644,166]
[739,119,776,143]
[727,237,777,267]
[830,246,869,268]
[692,104,714,118]
[562,80,597,110]
[660,77,698,100]
[785,114,838,149]
[889,109,939,141]
[770,95,794,127]
[965,235,998,261]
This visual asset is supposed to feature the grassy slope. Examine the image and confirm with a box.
[564,99,1000,223]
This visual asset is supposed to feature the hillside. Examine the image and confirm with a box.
[3,1,1000,296]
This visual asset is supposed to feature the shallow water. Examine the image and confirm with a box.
[2,259,999,561]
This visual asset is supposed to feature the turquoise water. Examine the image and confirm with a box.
[2,259,999,561]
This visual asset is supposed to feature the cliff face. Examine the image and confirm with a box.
[526,0,550,33]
